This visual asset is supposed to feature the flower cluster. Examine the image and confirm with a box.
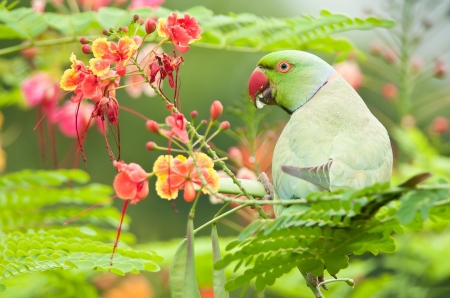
[153,153,220,202]
[158,13,202,53]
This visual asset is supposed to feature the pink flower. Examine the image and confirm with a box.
[31,0,46,12]
[113,160,149,204]
[334,60,363,91]
[158,13,202,53]
[50,101,102,138]
[129,0,165,9]
[78,0,113,11]
[161,113,189,143]
[22,72,60,109]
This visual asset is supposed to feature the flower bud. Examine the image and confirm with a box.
[219,121,230,130]
[122,26,129,33]
[138,18,145,25]
[79,37,88,44]
[434,60,446,78]
[146,120,159,133]
[431,116,449,134]
[146,141,158,150]
[145,19,157,34]
[410,56,424,74]
[190,110,198,118]
[381,83,397,100]
[133,14,140,22]
[81,44,92,55]
[210,100,223,120]
[102,29,109,36]
[201,120,207,125]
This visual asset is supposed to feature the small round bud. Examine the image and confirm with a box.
[81,44,92,55]
[382,83,398,100]
[210,100,223,120]
[145,19,157,34]
[138,18,145,25]
[219,121,230,130]
[79,37,88,44]
[133,14,140,22]
[434,60,446,78]
[431,116,449,134]
[109,27,114,32]
[122,26,129,33]
[102,29,109,35]
[117,27,123,32]
[146,120,159,133]
[369,40,383,56]
[146,141,158,150]
[201,120,207,125]
[190,110,198,118]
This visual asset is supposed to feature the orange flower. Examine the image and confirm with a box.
[90,37,137,76]
[154,153,219,202]
[113,160,149,204]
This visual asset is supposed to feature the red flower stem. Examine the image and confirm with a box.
[118,105,150,121]
[63,196,116,225]
[111,199,130,266]
[149,85,270,219]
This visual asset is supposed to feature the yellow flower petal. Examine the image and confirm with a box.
[202,168,220,194]
[89,58,111,76]
[70,52,78,69]
[92,37,111,58]
[157,18,167,38]
[195,152,213,169]
[156,177,178,200]
[153,155,173,177]
[60,69,78,91]
[176,155,187,163]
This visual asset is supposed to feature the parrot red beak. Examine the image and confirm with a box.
[248,66,275,109]
[248,67,269,100]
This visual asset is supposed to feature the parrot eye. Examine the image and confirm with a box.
[276,60,292,73]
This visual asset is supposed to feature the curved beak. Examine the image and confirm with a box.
[248,67,276,109]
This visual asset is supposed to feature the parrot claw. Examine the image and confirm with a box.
[258,172,274,201]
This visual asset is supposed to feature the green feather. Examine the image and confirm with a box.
[255,51,393,216]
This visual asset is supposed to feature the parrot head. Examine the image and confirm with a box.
[248,50,336,114]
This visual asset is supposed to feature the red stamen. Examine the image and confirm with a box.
[110,199,130,266]
[63,196,116,225]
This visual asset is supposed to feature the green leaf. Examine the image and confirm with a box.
[182,219,200,298]
[0,284,5,292]
[169,230,200,298]
[45,12,95,35]
[211,225,229,298]
[0,7,47,39]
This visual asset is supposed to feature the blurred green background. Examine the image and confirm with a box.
[2,0,450,297]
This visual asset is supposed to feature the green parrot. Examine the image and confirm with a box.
[248,50,393,216]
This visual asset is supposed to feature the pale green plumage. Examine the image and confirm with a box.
[254,51,393,216]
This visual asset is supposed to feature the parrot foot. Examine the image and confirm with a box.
[258,172,274,201]
[307,273,329,291]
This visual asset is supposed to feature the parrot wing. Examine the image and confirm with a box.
[281,161,333,191]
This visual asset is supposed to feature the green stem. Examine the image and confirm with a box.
[193,205,248,235]
[0,36,87,56]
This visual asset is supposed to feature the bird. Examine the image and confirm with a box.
[248,50,393,216]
